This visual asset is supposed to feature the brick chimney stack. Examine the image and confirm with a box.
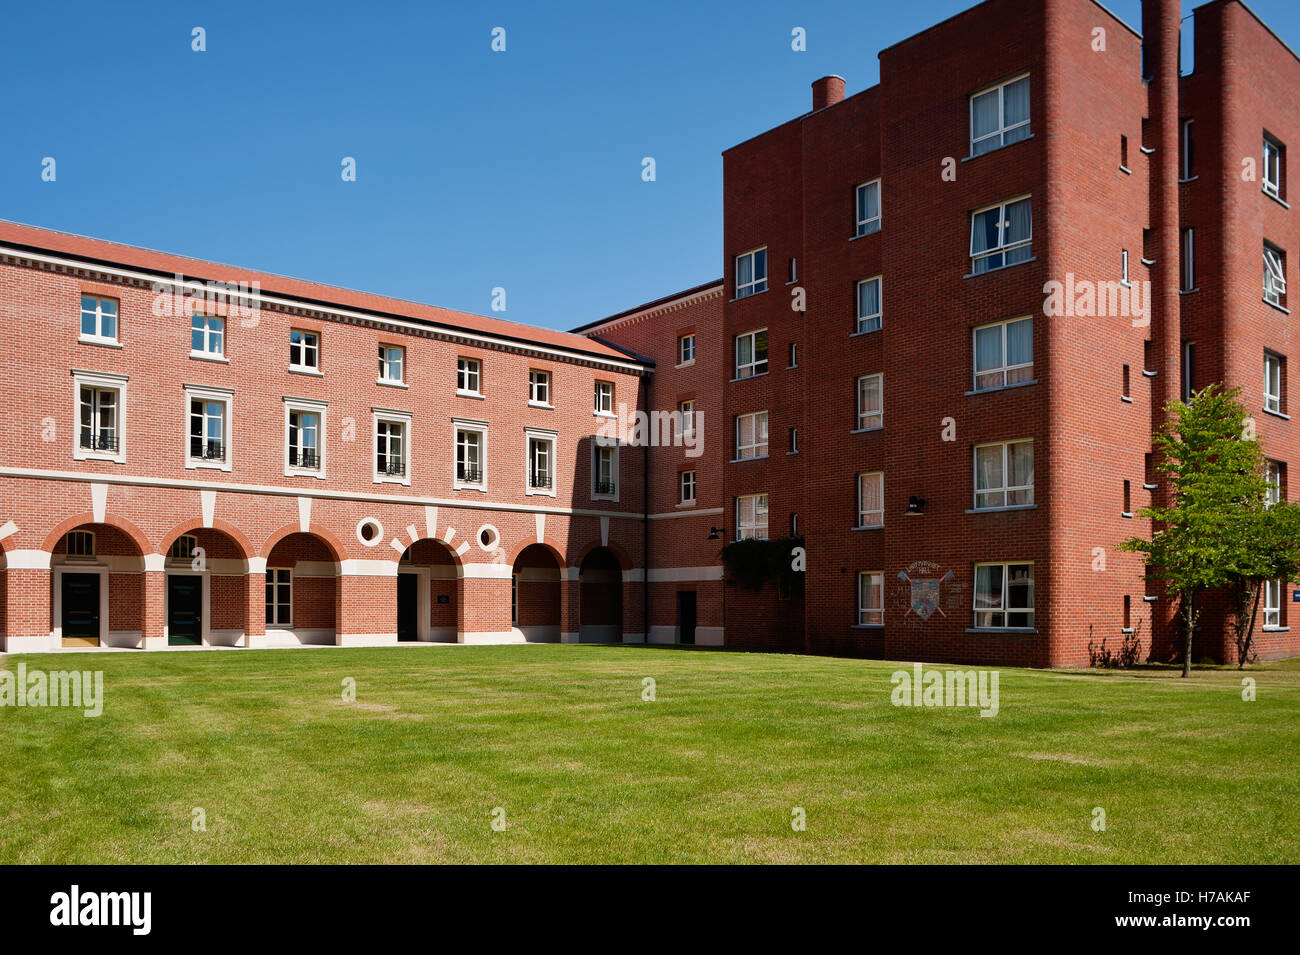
[811,75,846,111]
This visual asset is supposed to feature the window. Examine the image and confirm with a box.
[527,432,555,492]
[170,535,197,560]
[77,380,121,459]
[973,562,1035,629]
[735,493,769,540]
[287,404,324,473]
[1267,460,1284,506]
[1120,135,1129,170]
[970,197,1032,273]
[678,399,696,438]
[974,440,1034,509]
[856,277,882,333]
[266,568,292,627]
[679,470,696,505]
[735,411,769,460]
[79,295,118,343]
[65,530,95,558]
[455,424,485,486]
[1123,594,1132,630]
[374,414,409,482]
[1182,341,1196,401]
[1264,579,1282,628]
[594,444,618,497]
[855,180,881,236]
[787,257,798,283]
[1265,351,1284,415]
[378,345,405,384]
[1123,480,1132,515]
[1180,228,1195,291]
[678,334,695,365]
[529,370,551,406]
[457,357,481,395]
[1122,249,1130,284]
[1264,134,1284,200]
[190,313,224,357]
[1180,119,1194,179]
[788,427,798,453]
[289,329,319,371]
[790,513,799,536]
[1264,244,1287,308]
[734,329,768,379]
[188,392,228,465]
[858,572,884,626]
[973,316,1033,391]
[1123,364,1131,398]
[857,472,884,528]
[594,380,614,414]
[734,248,768,299]
[788,342,798,368]
[856,374,883,430]
[970,74,1030,156]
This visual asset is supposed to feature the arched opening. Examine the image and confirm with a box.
[512,544,562,643]
[264,532,338,646]
[397,539,461,642]
[51,523,145,648]
[161,528,249,647]
[579,546,623,643]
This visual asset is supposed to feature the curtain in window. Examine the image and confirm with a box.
[971,208,999,255]
[975,445,1003,493]
[859,183,879,224]
[859,474,882,517]
[859,375,881,413]
[858,279,880,318]
[737,415,754,453]
[1005,198,1031,245]
[975,325,1003,375]
[1008,442,1033,504]
[971,88,999,145]
[1006,318,1032,367]
[1003,77,1030,134]
[974,565,1002,610]
[736,254,753,289]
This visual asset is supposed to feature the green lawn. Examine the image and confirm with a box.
[0,645,1296,864]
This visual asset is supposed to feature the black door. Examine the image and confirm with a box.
[397,574,419,641]
[677,590,697,645]
[167,575,202,646]
[61,573,100,647]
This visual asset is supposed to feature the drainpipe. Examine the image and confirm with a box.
[641,370,651,645]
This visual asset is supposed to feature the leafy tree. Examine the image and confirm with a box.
[1119,385,1269,677]
[1228,495,1300,668]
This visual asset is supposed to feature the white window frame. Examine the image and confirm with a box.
[678,399,696,439]
[1264,579,1283,628]
[734,329,768,379]
[1181,228,1196,292]
[973,561,1035,630]
[453,418,488,491]
[969,73,1031,156]
[735,410,769,461]
[289,329,320,373]
[65,529,95,558]
[184,384,233,471]
[372,408,412,485]
[189,312,226,360]
[1121,249,1130,285]
[528,370,552,407]
[1265,352,1283,415]
[679,469,697,505]
[734,247,768,299]
[592,442,619,501]
[856,472,884,529]
[266,567,293,628]
[284,397,327,479]
[857,571,884,626]
[855,277,882,334]
[855,179,881,237]
[856,373,883,431]
[378,345,406,386]
[970,196,1032,273]
[79,295,119,345]
[735,493,769,541]
[457,357,482,396]
[972,316,1033,391]
[1266,460,1283,507]
[1263,135,1283,199]
[72,369,127,463]
[677,334,696,366]
[973,439,1035,510]
[526,428,557,497]
[594,380,614,416]
[1264,244,1287,307]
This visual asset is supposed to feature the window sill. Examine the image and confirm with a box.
[289,366,323,377]
[730,455,770,464]
[1263,626,1291,632]
[1121,511,1135,519]
[189,351,228,363]
[851,426,883,434]
[850,326,882,338]
[961,133,1036,162]
[675,360,696,369]
[1264,299,1290,315]
[74,451,125,464]
[1121,395,1134,403]
[966,627,1037,635]
[79,336,122,348]
[851,624,885,630]
[457,390,485,400]
[454,482,488,493]
[1118,165,1131,175]
[591,495,619,503]
[285,468,326,480]
[966,504,1037,514]
[373,476,411,486]
[1121,627,1135,634]
[729,372,769,383]
[525,487,557,498]
[1143,482,1158,490]
[850,228,881,242]
[1179,287,1200,295]
[528,401,554,410]
[851,524,884,532]
[1263,407,1291,420]
[786,450,799,455]
[186,459,232,472]
[377,378,408,388]
[965,378,1038,397]
[1179,175,1199,184]
[964,255,1037,280]
[676,500,697,508]
[1263,189,1290,210]
[729,289,769,303]
[1143,595,1158,602]
[1142,368,1157,377]
[594,411,617,420]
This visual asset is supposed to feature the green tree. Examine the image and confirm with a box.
[1119,385,1269,677]
[1228,494,1300,668]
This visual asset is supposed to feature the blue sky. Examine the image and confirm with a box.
[3,1,1297,332]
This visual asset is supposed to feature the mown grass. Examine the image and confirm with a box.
[0,645,1295,863]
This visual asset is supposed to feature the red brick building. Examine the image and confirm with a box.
[3,0,1299,667]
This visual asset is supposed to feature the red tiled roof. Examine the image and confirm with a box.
[0,219,641,365]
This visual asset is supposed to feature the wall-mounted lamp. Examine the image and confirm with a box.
[904,496,926,516]
[707,526,727,541]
